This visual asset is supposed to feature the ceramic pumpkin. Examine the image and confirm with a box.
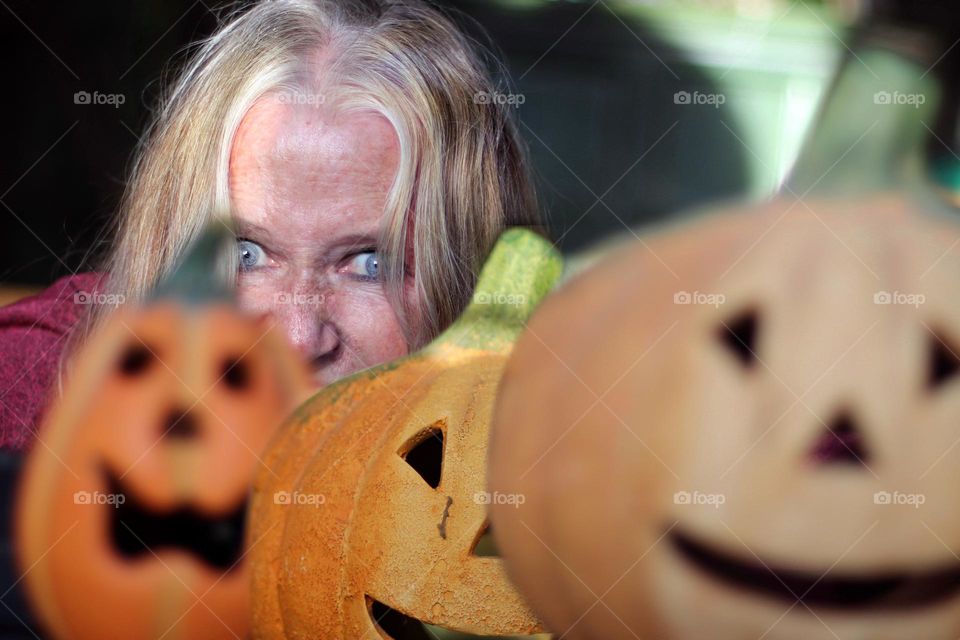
[488,42,960,640]
[248,228,561,639]
[16,226,311,640]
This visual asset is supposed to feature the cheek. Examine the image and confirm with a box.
[234,275,277,317]
[331,288,409,362]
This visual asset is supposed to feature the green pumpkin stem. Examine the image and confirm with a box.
[786,40,941,196]
[149,220,236,305]
[427,228,563,353]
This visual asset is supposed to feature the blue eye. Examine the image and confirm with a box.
[238,240,266,271]
[346,251,380,280]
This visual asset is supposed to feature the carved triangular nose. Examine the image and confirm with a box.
[809,410,868,466]
[162,407,200,440]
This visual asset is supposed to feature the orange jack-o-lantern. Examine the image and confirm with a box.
[489,196,960,640]
[16,227,311,639]
[249,229,561,639]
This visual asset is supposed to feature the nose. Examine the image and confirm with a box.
[267,286,341,365]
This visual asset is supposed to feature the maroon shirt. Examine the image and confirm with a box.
[0,273,101,451]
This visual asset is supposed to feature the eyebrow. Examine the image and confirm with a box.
[234,220,381,254]
[234,220,275,242]
[328,231,380,252]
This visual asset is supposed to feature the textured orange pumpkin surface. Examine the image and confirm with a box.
[490,196,960,640]
[249,228,562,639]
[16,302,310,640]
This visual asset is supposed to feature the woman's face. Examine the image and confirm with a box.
[229,95,413,388]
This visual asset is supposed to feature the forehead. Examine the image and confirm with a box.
[229,94,401,233]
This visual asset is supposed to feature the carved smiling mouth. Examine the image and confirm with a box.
[106,469,247,570]
[671,529,960,610]
[367,597,548,639]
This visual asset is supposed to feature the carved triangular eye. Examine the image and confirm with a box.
[809,410,869,466]
[399,425,444,489]
[718,309,759,368]
[220,355,250,391]
[929,331,960,390]
[118,342,154,377]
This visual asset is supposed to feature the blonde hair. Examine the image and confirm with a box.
[86,0,540,350]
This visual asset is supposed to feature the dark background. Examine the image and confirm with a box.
[0,0,759,287]
[1,2,958,637]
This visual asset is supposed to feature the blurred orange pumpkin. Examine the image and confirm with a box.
[16,226,311,639]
